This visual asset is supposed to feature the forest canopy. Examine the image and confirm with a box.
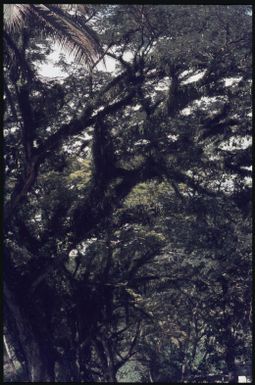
[3,4,252,383]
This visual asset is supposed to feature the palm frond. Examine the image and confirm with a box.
[4,4,102,65]
[31,4,102,65]
[54,4,90,16]
[3,4,30,31]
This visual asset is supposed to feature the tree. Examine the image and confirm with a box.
[4,4,251,382]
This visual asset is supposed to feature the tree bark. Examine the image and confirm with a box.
[225,335,238,383]
[4,335,17,374]
[4,282,55,382]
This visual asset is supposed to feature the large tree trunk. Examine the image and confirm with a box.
[225,337,238,384]
[4,282,55,382]
[219,278,238,384]
[222,324,238,383]
[94,338,118,382]
[55,347,81,382]
[4,335,17,374]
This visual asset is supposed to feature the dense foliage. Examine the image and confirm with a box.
[3,4,252,383]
